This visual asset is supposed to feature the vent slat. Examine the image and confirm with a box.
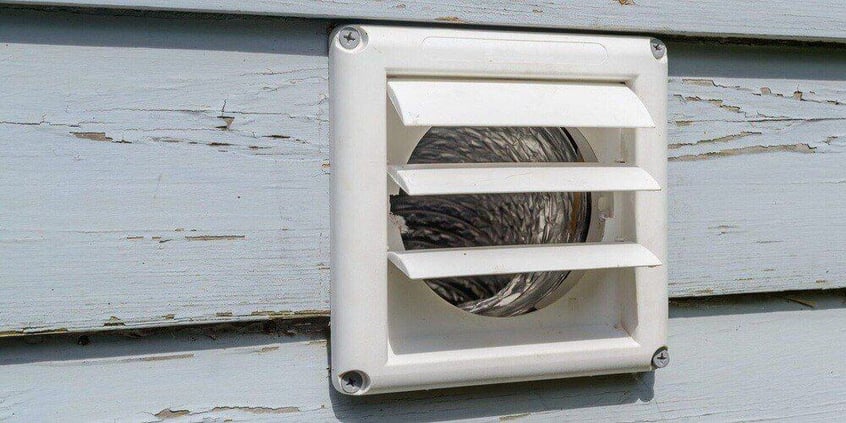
[387,79,655,128]
[388,163,660,195]
[388,243,661,279]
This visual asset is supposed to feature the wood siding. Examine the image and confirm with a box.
[3,0,846,42]
[1,9,845,334]
[2,4,846,423]
[2,292,845,421]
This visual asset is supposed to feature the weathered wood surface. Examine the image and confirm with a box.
[3,0,846,42]
[1,9,845,333]
[0,10,332,334]
[667,43,846,296]
[2,292,845,422]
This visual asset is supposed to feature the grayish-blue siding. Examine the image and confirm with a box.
[0,4,844,421]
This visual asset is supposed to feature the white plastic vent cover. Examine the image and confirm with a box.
[330,25,668,395]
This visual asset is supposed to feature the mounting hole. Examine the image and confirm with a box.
[339,370,369,394]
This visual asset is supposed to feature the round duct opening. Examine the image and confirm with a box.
[390,127,604,317]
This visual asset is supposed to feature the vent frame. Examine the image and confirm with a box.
[330,25,668,395]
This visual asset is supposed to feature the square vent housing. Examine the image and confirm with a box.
[329,25,668,395]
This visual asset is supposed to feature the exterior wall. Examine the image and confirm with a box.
[3,292,845,421]
[2,9,845,334]
[5,0,846,41]
[0,5,844,421]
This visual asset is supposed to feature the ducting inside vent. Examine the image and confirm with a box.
[390,127,597,317]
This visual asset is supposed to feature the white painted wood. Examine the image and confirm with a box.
[388,163,661,195]
[3,0,846,42]
[388,80,655,127]
[1,9,845,333]
[388,243,660,279]
[2,293,845,421]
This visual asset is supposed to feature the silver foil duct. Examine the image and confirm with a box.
[390,127,591,317]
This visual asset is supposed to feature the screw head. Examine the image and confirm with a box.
[652,347,670,368]
[650,39,666,60]
[339,370,365,394]
[338,27,361,50]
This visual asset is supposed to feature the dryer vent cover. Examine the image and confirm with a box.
[329,25,668,395]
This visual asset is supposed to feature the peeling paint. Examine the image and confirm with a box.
[670,143,814,161]
[500,412,532,421]
[681,78,717,87]
[154,408,190,419]
[139,353,195,362]
[674,93,746,113]
[756,86,844,106]
[70,131,130,143]
[153,405,299,420]
[709,224,738,230]
[71,131,111,141]
[249,310,328,318]
[706,99,742,113]
[216,115,234,129]
[150,136,183,143]
[185,235,246,241]
[668,131,762,149]
[104,316,125,327]
[0,328,71,337]
[210,406,300,414]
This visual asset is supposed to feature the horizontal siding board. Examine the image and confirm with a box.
[2,293,845,421]
[3,0,846,42]
[0,10,332,333]
[666,46,846,296]
[1,9,845,332]
[669,154,846,296]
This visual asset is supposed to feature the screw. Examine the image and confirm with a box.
[650,39,666,60]
[339,370,365,394]
[652,347,670,368]
[338,27,361,50]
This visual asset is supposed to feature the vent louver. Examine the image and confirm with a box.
[330,25,668,395]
